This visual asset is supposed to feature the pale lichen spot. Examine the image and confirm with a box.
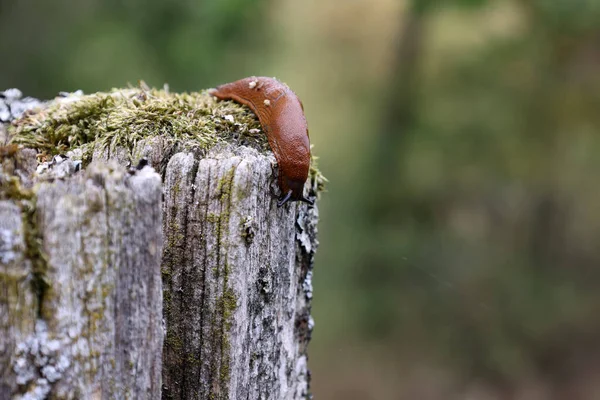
[263,99,270,107]
[248,81,257,89]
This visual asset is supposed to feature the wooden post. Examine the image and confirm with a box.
[0,154,164,399]
[1,88,320,399]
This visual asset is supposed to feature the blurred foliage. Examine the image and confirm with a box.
[2,0,600,398]
[355,0,600,395]
[0,0,268,96]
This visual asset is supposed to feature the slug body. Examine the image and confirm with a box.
[210,77,313,207]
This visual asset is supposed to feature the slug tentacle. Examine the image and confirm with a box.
[300,196,314,206]
[277,190,293,207]
[210,76,312,206]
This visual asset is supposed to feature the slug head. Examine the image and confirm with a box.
[277,176,314,207]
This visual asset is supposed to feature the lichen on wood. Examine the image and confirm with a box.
[1,145,163,399]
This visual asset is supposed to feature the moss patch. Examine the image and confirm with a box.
[8,87,268,164]
[208,166,238,399]
[308,151,327,195]
[0,150,49,318]
[22,196,50,319]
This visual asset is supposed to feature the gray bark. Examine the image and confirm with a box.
[157,145,317,400]
[1,153,163,400]
[1,89,319,399]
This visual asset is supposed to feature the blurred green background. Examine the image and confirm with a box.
[3,0,600,398]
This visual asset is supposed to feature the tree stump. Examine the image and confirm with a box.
[0,87,322,399]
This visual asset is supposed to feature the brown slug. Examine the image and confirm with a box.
[209,77,313,207]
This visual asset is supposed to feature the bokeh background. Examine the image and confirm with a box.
[3,0,600,398]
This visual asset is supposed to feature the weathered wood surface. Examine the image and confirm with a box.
[158,146,317,400]
[1,151,163,399]
[1,88,319,400]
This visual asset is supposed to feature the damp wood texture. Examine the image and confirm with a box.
[0,87,322,400]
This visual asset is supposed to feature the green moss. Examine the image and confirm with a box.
[215,283,237,398]
[172,181,181,198]
[219,359,231,388]
[161,266,172,280]
[186,353,200,367]
[206,213,220,224]
[21,196,49,319]
[9,87,268,162]
[211,167,235,257]
[205,166,240,399]
[164,219,184,251]
[0,146,34,201]
[165,329,183,353]
[221,286,236,322]
[216,167,235,199]
[309,151,327,194]
[162,286,171,305]
[0,155,49,320]
[0,174,31,201]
